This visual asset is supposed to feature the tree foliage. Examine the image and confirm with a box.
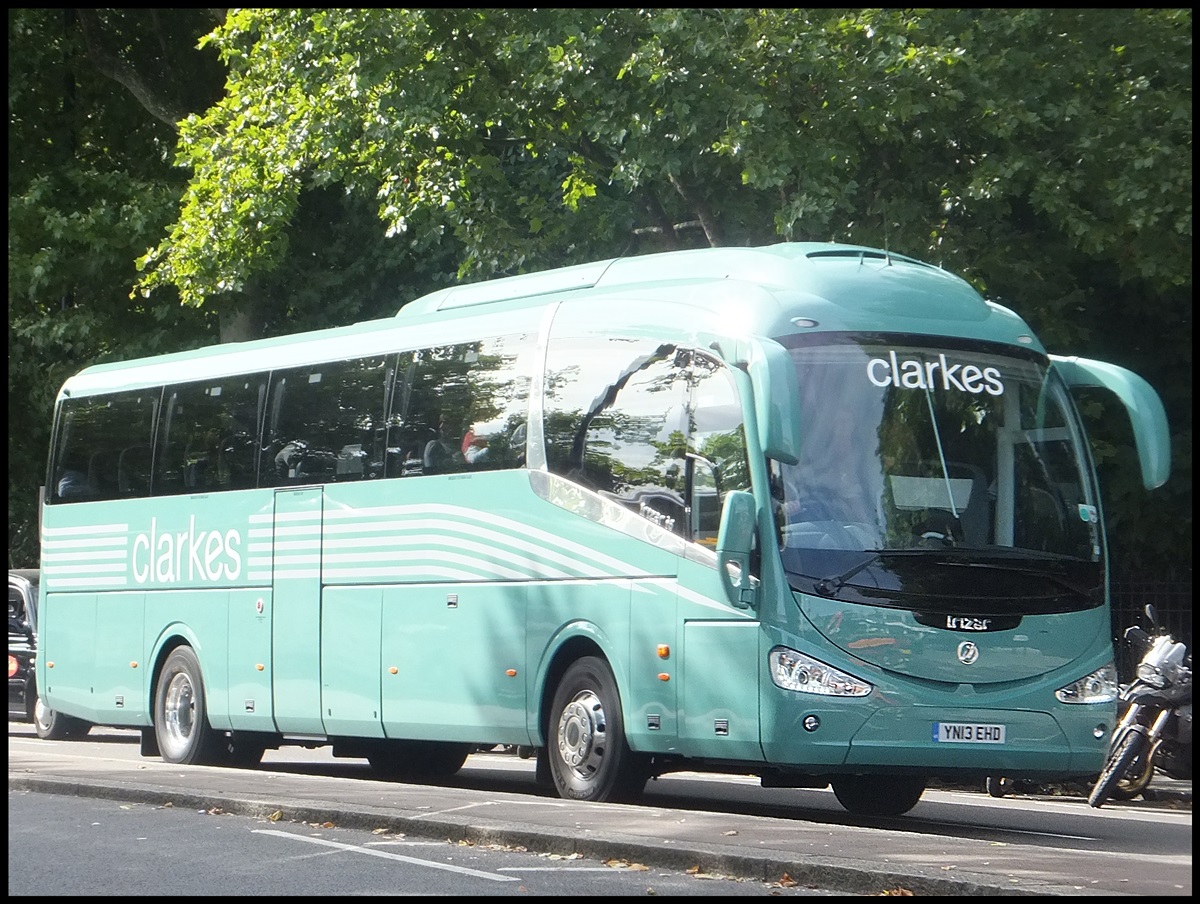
[8,9,225,565]
[137,9,1190,303]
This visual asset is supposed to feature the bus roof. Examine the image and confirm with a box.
[59,242,1040,398]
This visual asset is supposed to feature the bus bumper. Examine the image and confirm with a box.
[840,705,1111,776]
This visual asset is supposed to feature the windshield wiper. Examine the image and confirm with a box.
[933,558,1096,599]
[813,549,927,596]
[812,547,1095,600]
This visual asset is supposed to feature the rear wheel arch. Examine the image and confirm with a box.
[535,633,609,744]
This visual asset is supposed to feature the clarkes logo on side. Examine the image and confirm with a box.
[132,516,243,584]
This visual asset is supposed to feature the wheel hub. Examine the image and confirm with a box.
[162,672,196,754]
[556,690,607,778]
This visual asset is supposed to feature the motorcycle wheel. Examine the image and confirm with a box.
[1089,728,1148,808]
[1109,746,1155,801]
[985,776,1013,798]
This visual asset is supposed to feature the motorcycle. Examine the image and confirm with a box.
[1089,604,1192,808]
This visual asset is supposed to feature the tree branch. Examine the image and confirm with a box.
[75,9,187,130]
[668,175,724,246]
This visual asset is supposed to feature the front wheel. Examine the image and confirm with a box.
[831,775,926,816]
[1089,727,1148,809]
[547,657,647,803]
[154,646,220,765]
[1109,744,1156,801]
[33,694,90,741]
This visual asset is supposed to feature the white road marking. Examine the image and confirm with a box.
[251,829,520,881]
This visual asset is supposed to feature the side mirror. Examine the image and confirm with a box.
[1050,355,1170,490]
[711,337,801,465]
[716,490,757,609]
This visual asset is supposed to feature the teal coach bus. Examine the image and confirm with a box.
[36,242,1170,816]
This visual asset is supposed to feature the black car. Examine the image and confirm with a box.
[8,568,39,722]
[8,568,89,738]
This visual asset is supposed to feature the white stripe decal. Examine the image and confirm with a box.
[324,503,642,575]
[675,583,750,617]
[325,519,609,578]
[41,549,128,562]
[41,522,129,537]
[322,535,579,579]
[49,576,129,588]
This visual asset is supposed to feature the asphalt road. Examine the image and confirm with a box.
[7,723,1192,896]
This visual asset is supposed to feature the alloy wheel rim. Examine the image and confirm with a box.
[556,690,607,781]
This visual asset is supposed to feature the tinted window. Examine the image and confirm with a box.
[263,356,393,487]
[155,376,266,495]
[687,351,751,543]
[544,337,690,536]
[388,334,535,477]
[545,338,749,543]
[49,390,159,503]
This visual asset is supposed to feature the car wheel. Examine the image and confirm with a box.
[24,677,37,723]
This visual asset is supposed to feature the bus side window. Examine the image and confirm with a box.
[263,357,389,487]
[686,351,751,545]
[545,334,689,536]
[155,377,265,495]
[117,444,152,496]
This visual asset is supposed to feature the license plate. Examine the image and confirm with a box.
[933,722,1006,744]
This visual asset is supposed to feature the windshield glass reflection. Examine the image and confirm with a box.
[773,335,1103,607]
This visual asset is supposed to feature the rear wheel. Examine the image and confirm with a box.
[33,694,90,741]
[154,646,220,765]
[1089,728,1148,808]
[547,657,647,803]
[831,775,926,816]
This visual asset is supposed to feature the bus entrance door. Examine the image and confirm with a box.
[271,487,325,735]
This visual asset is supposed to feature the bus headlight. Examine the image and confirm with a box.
[1055,663,1118,704]
[769,646,872,697]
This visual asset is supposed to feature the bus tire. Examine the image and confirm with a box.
[33,694,90,741]
[831,775,926,816]
[548,656,647,803]
[410,741,471,778]
[154,646,220,765]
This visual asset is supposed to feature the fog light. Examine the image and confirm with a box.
[803,714,820,732]
[1093,724,1107,740]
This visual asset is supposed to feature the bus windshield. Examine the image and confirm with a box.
[773,336,1103,609]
